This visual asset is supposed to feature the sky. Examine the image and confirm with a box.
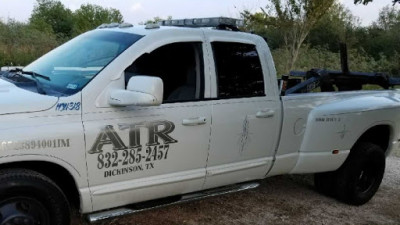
[0,0,399,26]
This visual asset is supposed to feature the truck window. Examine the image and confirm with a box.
[22,30,142,96]
[125,42,204,103]
[212,42,265,99]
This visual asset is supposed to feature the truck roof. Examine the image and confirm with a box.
[100,25,193,35]
[107,24,248,34]
[96,18,259,40]
[97,25,262,45]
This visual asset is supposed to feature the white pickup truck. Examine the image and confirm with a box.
[0,18,398,225]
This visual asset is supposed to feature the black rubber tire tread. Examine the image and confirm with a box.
[314,171,337,197]
[334,142,385,205]
[0,168,71,225]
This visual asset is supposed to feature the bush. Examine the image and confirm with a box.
[0,20,59,67]
[272,45,399,77]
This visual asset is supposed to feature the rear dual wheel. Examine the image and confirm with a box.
[315,142,385,205]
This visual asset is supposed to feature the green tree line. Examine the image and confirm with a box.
[1,0,399,79]
[0,0,123,67]
[243,0,400,77]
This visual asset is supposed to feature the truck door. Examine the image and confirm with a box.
[203,39,282,189]
[82,38,212,211]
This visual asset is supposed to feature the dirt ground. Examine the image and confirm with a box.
[75,156,400,225]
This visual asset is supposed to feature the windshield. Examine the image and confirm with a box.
[23,30,143,96]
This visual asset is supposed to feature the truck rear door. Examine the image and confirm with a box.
[203,33,282,189]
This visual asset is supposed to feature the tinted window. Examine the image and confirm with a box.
[125,42,204,103]
[212,42,265,98]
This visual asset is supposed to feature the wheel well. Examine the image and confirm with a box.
[356,125,391,153]
[0,161,80,209]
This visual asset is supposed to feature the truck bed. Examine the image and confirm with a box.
[268,89,400,177]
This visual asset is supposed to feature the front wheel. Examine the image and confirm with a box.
[334,142,386,205]
[0,169,71,225]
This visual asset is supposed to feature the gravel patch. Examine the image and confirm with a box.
[75,156,400,225]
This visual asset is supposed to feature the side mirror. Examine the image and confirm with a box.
[109,76,163,107]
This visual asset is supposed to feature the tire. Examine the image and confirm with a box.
[0,168,71,225]
[314,171,337,197]
[334,142,385,205]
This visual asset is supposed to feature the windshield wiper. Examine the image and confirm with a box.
[10,68,50,94]
[11,68,51,81]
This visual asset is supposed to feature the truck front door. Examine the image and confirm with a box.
[83,37,212,211]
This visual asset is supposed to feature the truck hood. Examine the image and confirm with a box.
[0,79,58,115]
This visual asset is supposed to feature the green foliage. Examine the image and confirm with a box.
[242,11,285,49]
[354,7,400,62]
[354,0,400,5]
[73,4,124,36]
[354,0,373,5]
[243,0,336,73]
[307,3,359,51]
[0,0,125,68]
[1,0,398,82]
[0,19,58,67]
[272,46,340,76]
[29,0,74,39]
[272,46,399,78]
[30,0,124,39]
[244,1,400,77]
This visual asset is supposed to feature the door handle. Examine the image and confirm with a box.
[256,110,275,118]
[182,117,207,126]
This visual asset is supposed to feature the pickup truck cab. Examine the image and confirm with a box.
[0,18,398,225]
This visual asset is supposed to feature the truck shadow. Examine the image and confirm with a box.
[73,161,400,225]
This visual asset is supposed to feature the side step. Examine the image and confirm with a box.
[87,182,260,223]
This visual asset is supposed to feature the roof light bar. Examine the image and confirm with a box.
[119,23,134,28]
[97,22,133,29]
[145,23,160,29]
[159,17,244,29]
[97,23,120,29]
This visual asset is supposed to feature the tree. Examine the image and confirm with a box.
[241,11,286,49]
[0,19,58,67]
[375,6,400,30]
[354,0,399,5]
[29,0,74,39]
[359,6,400,59]
[243,0,336,73]
[307,3,359,52]
[73,4,124,35]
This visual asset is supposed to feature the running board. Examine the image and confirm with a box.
[87,182,260,223]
